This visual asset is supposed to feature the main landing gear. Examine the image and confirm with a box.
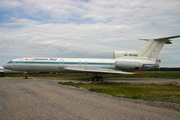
[87,73,103,82]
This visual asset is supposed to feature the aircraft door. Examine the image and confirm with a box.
[78,61,81,67]
[59,59,64,67]
[79,61,87,67]
[18,59,23,67]
[84,61,87,67]
[14,62,17,69]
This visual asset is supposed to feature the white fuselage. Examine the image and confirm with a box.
[3,57,158,73]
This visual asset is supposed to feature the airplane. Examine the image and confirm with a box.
[3,35,180,80]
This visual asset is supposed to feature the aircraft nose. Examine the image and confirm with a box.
[3,64,7,69]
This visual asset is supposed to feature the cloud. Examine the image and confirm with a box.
[0,0,180,67]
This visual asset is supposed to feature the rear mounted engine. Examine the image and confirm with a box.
[116,61,144,70]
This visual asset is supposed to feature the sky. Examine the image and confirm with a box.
[0,0,180,67]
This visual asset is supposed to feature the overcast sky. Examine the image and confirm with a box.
[0,0,180,67]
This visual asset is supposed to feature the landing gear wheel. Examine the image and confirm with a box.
[23,75,28,79]
[99,76,103,81]
[87,73,103,82]
[94,75,103,81]
[95,76,99,81]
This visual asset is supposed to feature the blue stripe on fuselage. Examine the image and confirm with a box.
[8,61,154,66]
[8,61,115,65]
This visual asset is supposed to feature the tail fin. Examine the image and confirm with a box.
[137,35,180,58]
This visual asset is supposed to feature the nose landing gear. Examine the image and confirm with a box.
[23,72,28,79]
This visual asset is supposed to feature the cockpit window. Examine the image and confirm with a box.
[8,61,12,63]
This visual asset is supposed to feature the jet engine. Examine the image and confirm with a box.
[116,61,144,69]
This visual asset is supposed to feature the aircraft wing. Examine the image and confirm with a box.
[65,67,143,75]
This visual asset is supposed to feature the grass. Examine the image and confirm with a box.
[1,71,180,78]
[58,82,180,104]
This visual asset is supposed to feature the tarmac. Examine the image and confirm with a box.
[0,77,180,120]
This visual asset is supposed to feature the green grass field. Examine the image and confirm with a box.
[58,82,180,104]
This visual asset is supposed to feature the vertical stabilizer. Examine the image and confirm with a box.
[137,35,180,58]
[138,39,166,58]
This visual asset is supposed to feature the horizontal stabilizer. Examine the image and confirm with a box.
[154,35,180,41]
[139,35,180,43]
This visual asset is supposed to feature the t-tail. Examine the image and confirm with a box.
[137,35,180,58]
[114,35,180,59]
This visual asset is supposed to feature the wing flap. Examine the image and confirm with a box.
[65,67,143,75]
